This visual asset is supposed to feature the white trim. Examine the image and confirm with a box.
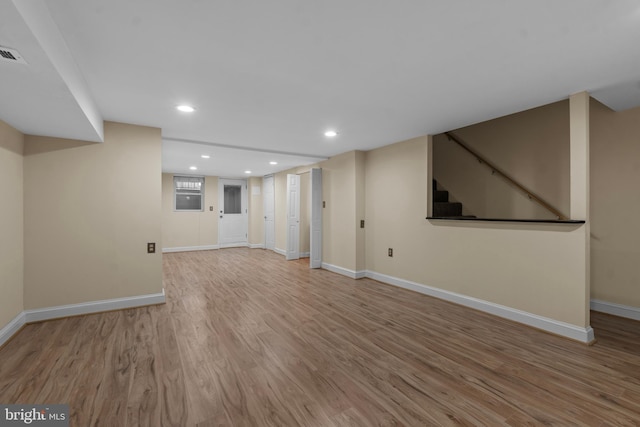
[285,174,301,260]
[163,245,219,253]
[24,289,166,323]
[365,270,595,343]
[321,263,366,279]
[274,247,287,256]
[0,312,26,348]
[0,290,166,347]
[310,168,323,268]
[218,178,248,248]
[300,251,310,258]
[591,299,640,321]
[219,243,249,249]
[163,243,270,252]
[173,175,205,212]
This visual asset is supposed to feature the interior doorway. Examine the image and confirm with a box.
[285,174,301,260]
[310,168,322,268]
[263,175,275,250]
[218,178,248,247]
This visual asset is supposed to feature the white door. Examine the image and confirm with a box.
[218,178,248,247]
[286,174,300,260]
[263,175,275,250]
[310,168,322,268]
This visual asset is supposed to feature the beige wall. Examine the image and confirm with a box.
[163,175,264,248]
[590,99,640,308]
[162,173,218,249]
[319,152,358,271]
[274,171,288,252]
[365,136,589,327]
[248,176,264,246]
[355,151,366,271]
[0,121,24,328]
[24,122,163,309]
[433,100,569,219]
[299,172,311,254]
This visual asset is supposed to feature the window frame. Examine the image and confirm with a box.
[174,175,205,212]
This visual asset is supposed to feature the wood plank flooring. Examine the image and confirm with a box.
[1,248,640,426]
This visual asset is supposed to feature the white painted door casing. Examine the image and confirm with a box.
[310,168,322,268]
[218,178,248,247]
[263,175,275,250]
[286,174,300,260]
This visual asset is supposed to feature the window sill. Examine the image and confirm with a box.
[426,217,585,224]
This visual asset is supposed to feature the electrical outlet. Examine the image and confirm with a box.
[360,220,365,228]
[147,242,156,253]
[209,206,213,211]
[388,248,393,257]
[323,201,326,208]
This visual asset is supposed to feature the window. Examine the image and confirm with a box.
[223,184,242,214]
[174,176,204,211]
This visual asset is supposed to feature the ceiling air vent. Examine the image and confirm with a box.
[0,46,27,65]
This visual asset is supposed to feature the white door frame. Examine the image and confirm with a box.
[263,175,275,251]
[310,168,322,268]
[286,174,301,260]
[218,178,248,248]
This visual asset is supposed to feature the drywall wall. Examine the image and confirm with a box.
[590,99,640,309]
[433,100,569,219]
[248,176,264,246]
[365,135,589,327]
[319,152,358,272]
[299,172,310,254]
[274,171,288,252]
[162,173,218,249]
[0,121,24,328]
[569,92,591,328]
[24,122,163,309]
[355,151,366,272]
[164,175,263,249]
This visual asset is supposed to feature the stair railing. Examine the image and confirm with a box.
[444,131,567,220]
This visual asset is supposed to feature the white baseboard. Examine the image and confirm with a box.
[321,263,367,279]
[24,289,166,323]
[274,249,312,259]
[591,299,640,321]
[163,245,219,253]
[219,243,250,249]
[164,244,270,252]
[364,270,595,344]
[0,290,166,347]
[0,312,26,348]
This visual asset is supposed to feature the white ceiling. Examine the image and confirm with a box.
[2,0,640,178]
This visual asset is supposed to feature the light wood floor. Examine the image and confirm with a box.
[1,248,640,426]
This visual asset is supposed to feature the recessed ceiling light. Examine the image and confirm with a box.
[269,161,278,165]
[177,105,195,113]
[244,170,252,174]
[189,166,197,170]
[201,155,210,159]
[324,130,338,137]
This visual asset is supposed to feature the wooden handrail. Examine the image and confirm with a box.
[444,132,567,220]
